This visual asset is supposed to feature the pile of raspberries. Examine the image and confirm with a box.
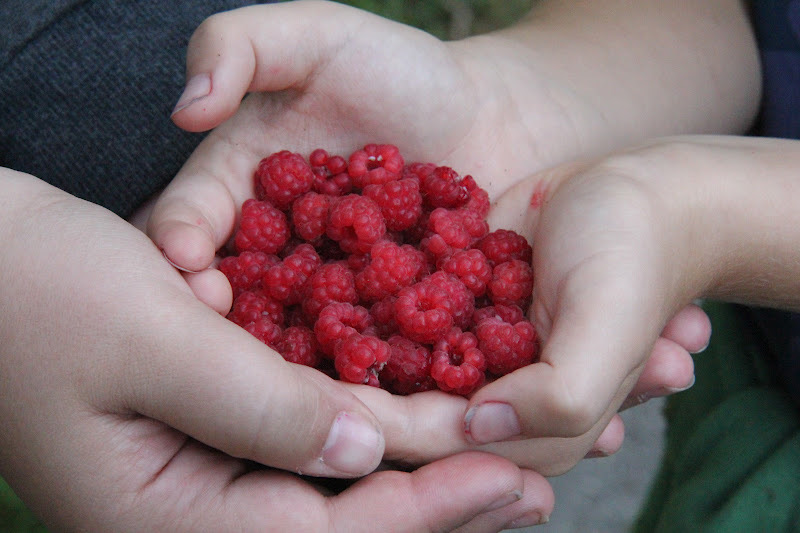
[219,144,538,396]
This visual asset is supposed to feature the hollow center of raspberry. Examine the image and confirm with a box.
[367,156,384,170]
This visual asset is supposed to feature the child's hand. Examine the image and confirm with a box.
[460,137,771,454]
[148,0,758,276]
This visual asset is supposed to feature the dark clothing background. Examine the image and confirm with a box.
[0,0,268,218]
[748,0,800,408]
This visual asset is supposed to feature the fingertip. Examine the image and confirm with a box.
[184,268,233,315]
[586,414,625,458]
[661,302,712,354]
[156,220,218,273]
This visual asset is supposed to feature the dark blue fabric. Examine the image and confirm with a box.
[0,0,271,218]
[748,0,800,408]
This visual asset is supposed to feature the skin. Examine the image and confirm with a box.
[0,168,555,531]
[144,0,751,474]
[477,134,800,446]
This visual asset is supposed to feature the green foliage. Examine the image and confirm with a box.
[332,0,533,39]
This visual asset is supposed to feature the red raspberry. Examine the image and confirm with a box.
[310,149,352,196]
[488,259,534,308]
[302,262,358,319]
[421,166,470,209]
[263,243,322,305]
[421,208,489,265]
[475,317,538,375]
[334,333,391,385]
[430,327,486,395]
[276,326,322,368]
[326,194,386,254]
[228,290,285,327]
[380,335,435,395]
[440,249,493,297]
[255,150,314,209]
[403,161,436,182]
[355,240,427,302]
[393,271,474,343]
[314,302,374,356]
[474,229,533,267]
[362,178,423,231]
[234,199,291,255]
[218,250,280,297]
[348,144,404,188]
[462,175,491,218]
[243,315,282,347]
[369,296,400,338]
[472,304,526,326]
[292,191,330,242]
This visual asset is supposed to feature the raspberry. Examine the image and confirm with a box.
[255,150,314,209]
[440,249,493,297]
[314,302,374,356]
[302,262,358,319]
[474,229,533,267]
[263,243,322,305]
[355,240,427,302]
[348,144,404,188]
[310,149,352,196]
[380,335,435,395]
[488,259,534,308]
[218,250,280,297]
[334,333,391,386]
[362,178,423,231]
[276,326,322,368]
[393,271,474,343]
[475,317,538,375]
[472,304,526,326]
[430,327,486,395]
[292,191,330,242]
[228,290,285,328]
[234,199,291,255]
[219,143,537,398]
[243,315,282,348]
[462,175,491,218]
[370,296,400,338]
[326,194,386,254]
[421,207,489,265]
[421,166,470,209]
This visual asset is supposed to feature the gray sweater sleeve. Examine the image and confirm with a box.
[0,0,262,218]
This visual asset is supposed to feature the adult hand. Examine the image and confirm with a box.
[0,169,552,531]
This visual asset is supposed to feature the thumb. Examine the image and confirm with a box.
[126,294,385,478]
[170,1,362,131]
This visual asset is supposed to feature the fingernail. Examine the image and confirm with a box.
[691,341,710,355]
[161,249,203,274]
[171,73,211,115]
[321,412,383,476]
[505,512,549,529]
[661,374,696,395]
[483,490,523,513]
[464,402,521,444]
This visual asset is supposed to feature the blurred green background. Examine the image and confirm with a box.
[0,1,533,531]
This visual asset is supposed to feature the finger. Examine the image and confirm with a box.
[328,452,550,533]
[464,274,653,443]
[124,291,385,478]
[660,301,711,354]
[170,2,362,131]
[182,268,233,315]
[347,385,612,477]
[619,336,695,411]
[585,413,625,458]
